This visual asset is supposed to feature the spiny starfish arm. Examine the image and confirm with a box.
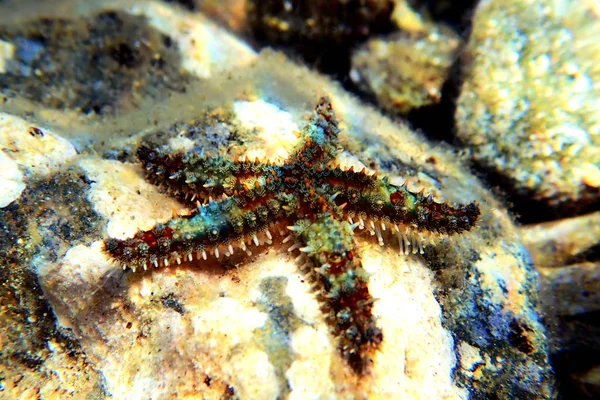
[289,214,382,375]
[104,188,300,271]
[137,145,280,207]
[292,96,341,166]
[318,168,481,235]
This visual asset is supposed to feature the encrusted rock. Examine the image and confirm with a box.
[351,24,461,114]
[520,211,600,397]
[456,0,600,209]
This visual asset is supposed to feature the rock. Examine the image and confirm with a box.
[168,0,249,32]
[1,1,555,398]
[456,0,600,209]
[0,113,77,207]
[520,211,600,269]
[0,169,106,397]
[351,24,461,114]
[0,150,24,208]
[520,212,600,398]
[44,48,555,397]
[0,1,255,116]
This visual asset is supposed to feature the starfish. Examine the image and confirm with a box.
[103,97,480,375]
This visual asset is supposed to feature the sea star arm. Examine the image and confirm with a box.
[318,168,480,235]
[104,185,299,271]
[289,213,382,375]
[102,96,481,377]
[137,145,281,207]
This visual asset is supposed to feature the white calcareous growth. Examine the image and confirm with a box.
[0,113,77,207]
[0,150,24,207]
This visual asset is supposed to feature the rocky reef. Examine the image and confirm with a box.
[1,0,597,399]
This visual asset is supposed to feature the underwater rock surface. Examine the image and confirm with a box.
[0,10,191,115]
[456,0,600,210]
[0,1,556,399]
[520,212,600,397]
[351,23,461,114]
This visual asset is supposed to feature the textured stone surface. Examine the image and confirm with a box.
[520,211,600,269]
[0,169,106,398]
[0,10,191,115]
[0,113,77,207]
[351,24,461,114]
[456,0,600,208]
[0,1,556,398]
[520,212,600,398]
[0,0,255,119]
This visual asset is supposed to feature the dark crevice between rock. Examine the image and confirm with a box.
[247,0,396,80]
[405,3,477,144]
[546,316,600,399]
[162,0,197,11]
[564,243,600,266]
[469,163,600,225]
[404,53,465,143]
[408,0,480,36]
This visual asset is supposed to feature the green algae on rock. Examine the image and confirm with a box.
[456,0,600,209]
[351,24,461,114]
[0,10,191,115]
